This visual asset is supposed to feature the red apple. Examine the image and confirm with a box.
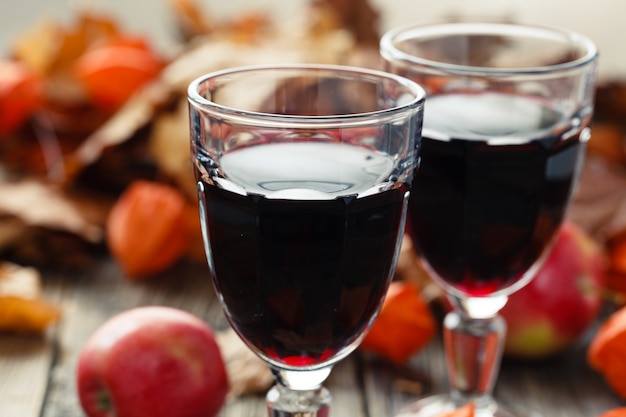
[76,306,228,417]
[501,221,607,359]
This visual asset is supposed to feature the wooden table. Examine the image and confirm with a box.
[0,257,622,417]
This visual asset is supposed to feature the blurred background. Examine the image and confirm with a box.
[0,0,624,80]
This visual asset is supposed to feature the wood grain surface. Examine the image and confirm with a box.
[0,256,621,417]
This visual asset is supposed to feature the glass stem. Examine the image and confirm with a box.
[266,368,332,417]
[266,384,331,417]
[443,311,506,410]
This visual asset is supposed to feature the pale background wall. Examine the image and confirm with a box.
[0,0,623,79]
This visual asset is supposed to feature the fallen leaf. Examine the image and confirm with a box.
[0,178,105,243]
[0,262,60,333]
[216,327,274,398]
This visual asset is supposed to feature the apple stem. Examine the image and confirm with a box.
[96,389,114,414]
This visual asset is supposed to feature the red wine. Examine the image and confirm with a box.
[409,93,588,296]
[195,142,408,368]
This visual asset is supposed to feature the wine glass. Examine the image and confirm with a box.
[187,64,425,416]
[381,21,598,416]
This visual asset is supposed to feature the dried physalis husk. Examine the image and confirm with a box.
[216,328,273,398]
[0,263,60,333]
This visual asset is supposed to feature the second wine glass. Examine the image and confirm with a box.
[381,21,598,416]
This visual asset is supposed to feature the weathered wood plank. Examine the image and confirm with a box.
[5,254,622,417]
[496,337,621,417]
[361,332,623,417]
[210,357,365,417]
[360,339,445,417]
[35,257,368,417]
[0,333,55,417]
[326,356,367,417]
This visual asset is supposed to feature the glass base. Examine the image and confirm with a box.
[266,384,331,417]
[395,394,541,417]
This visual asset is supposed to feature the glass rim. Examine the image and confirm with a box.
[380,21,599,76]
[187,63,426,129]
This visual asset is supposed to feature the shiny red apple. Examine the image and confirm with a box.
[501,221,607,359]
[76,306,228,417]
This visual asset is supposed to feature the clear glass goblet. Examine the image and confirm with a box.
[187,64,425,417]
[381,21,598,417]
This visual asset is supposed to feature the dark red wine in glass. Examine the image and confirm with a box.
[408,92,587,297]
[197,141,409,368]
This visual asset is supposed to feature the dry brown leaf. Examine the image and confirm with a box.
[0,179,105,243]
[0,178,111,267]
[170,0,215,41]
[309,0,381,46]
[595,82,626,123]
[65,81,171,179]
[12,10,120,77]
[0,262,43,298]
[0,262,60,333]
[588,123,626,165]
[149,99,196,199]
[42,1,360,188]
[0,297,59,334]
[570,155,626,241]
[51,12,119,73]
[91,17,355,190]
[0,219,28,251]
[216,327,273,398]
[171,0,271,44]
[160,30,353,96]
[395,235,430,288]
[11,19,61,75]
